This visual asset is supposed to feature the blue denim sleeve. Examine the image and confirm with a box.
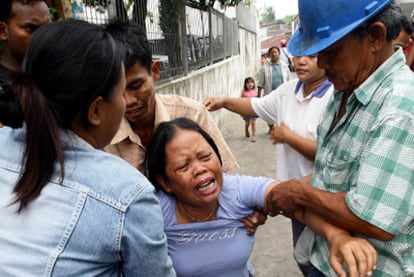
[121,183,176,276]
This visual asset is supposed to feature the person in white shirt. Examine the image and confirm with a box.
[204,54,333,276]
[257,46,291,134]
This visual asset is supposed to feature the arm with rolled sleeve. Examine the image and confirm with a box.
[345,114,414,237]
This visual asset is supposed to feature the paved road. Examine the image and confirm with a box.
[221,112,303,277]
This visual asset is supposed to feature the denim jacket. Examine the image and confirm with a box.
[0,127,175,276]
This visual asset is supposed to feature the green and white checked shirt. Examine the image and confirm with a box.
[307,50,414,276]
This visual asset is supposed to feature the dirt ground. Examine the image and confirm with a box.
[221,112,303,277]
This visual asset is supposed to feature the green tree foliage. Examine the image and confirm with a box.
[280,14,296,24]
[261,6,275,24]
[187,0,252,10]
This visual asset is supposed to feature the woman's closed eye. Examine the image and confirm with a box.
[199,152,212,161]
[173,152,213,172]
[174,161,190,172]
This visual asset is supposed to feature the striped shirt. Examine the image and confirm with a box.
[105,93,239,174]
[308,50,414,276]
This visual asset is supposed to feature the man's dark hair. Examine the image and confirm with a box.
[352,2,404,41]
[400,12,413,35]
[105,20,152,73]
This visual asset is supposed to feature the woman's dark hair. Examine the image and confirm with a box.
[268,46,280,55]
[243,77,256,90]
[3,19,123,212]
[145,117,222,190]
[400,10,413,36]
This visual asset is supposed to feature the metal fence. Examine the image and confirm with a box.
[71,0,240,80]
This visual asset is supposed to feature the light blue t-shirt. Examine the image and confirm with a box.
[156,174,273,277]
[271,63,283,90]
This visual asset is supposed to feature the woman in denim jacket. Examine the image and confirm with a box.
[0,20,175,276]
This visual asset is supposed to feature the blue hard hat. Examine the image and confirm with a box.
[288,0,393,56]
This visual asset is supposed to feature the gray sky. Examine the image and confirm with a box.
[253,0,298,19]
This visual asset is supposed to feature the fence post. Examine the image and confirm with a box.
[180,0,188,74]
[208,7,213,64]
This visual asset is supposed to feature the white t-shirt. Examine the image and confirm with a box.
[251,78,333,180]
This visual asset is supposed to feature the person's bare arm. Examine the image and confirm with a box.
[265,177,394,241]
[270,122,316,161]
[203,97,257,117]
[263,180,377,276]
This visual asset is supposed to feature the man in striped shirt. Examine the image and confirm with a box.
[266,1,414,276]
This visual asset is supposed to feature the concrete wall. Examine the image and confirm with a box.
[155,26,260,129]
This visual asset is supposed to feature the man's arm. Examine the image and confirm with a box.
[265,178,394,241]
[294,208,377,277]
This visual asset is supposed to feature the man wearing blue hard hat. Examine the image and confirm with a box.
[266,0,414,276]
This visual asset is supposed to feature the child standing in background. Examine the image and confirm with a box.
[241,77,258,142]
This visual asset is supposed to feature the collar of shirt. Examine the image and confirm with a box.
[110,94,172,145]
[154,93,173,127]
[110,117,141,145]
[294,78,332,98]
[352,50,406,106]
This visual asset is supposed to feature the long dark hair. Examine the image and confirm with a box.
[1,20,123,212]
[145,117,222,190]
